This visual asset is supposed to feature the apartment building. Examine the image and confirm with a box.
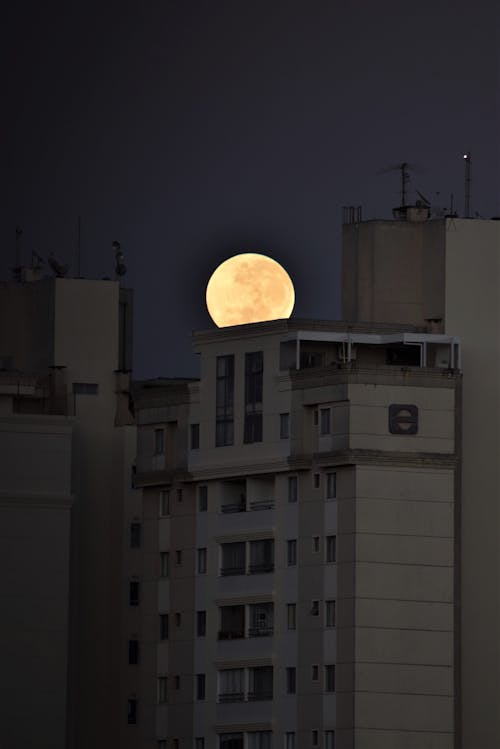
[134,318,461,749]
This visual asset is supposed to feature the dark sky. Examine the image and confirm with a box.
[3,1,499,378]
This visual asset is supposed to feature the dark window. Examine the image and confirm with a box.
[221,542,245,576]
[174,675,180,690]
[320,408,331,435]
[249,602,273,637]
[312,730,319,747]
[287,603,296,630]
[248,666,273,701]
[326,665,336,692]
[197,673,206,700]
[198,485,208,512]
[177,488,183,503]
[197,547,207,574]
[325,731,336,749]
[386,345,420,366]
[313,473,320,488]
[191,423,200,449]
[311,600,319,616]
[326,600,336,627]
[219,605,245,639]
[175,612,181,627]
[312,664,319,681]
[288,476,298,503]
[127,697,137,724]
[158,677,167,703]
[326,472,336,499]
[219,732,243,749]
[128,639,139,664]
[312,536,320,553]
[244,351,263,443]
[249,539,274,574]
[160,614,169,640]
[154,428,164,454]
[129,581,139,606]
[130,522,141,548]
[175,549,182,565]
[196,739,205,749]
[160,490,170,516]
[280,412,290,439]
[197,610,206,637]
[160,552,169,577]
[73,382,98,395]
[286,666,296,694]
[313,409,319,426]
[216,355,234,446]
[287,539,297,566]
[326,535,337,563]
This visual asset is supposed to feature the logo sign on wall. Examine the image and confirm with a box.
[389,404,418,435]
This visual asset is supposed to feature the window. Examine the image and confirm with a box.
[175,612,181,627]
[288,476,298,503]
[127,697,137,724]
[244,351,263,443]
[280,412,290,439]
[73,382,98,395]
[249,539,274,573]
[160,613,169,640]
[130,522,141,548]
[325,665,336,692]
[286,666,296,694]
[128,639,139,665]
[197,547,207,574]
[219,605,245,640]
[219,733,243,749]
[216,355,234,446]
[325,731,336,749]
[173,741,179,749]
[326,535,337,563]
[249,602,274,637]
[177,488,183,503]
[174,675,180,690]
[175,549,182,565]
[285,733,296,749]
[129,581,139,606]
[197,673,206,700]
[248,732,272,749]
[154,428,165,455]
[287,539,297,566]
[197,610,206,637]
[313,409,319,426]
[320,408,331,435]
[158,676,168,703]
[287,603,296,630]
[198,485,208,512]
[312,664,319,681]
[325,600,336,628]
[326,472,336,499]
[312,536,320,553]
[313,473,320,488]
[191,423,200,449]
[160,552,169,577]
[158,741,167,749]
[311,600,319,616]
[221,542,245,576]
[195,740,205,749]
[248,666,273,701]
[312,730,319,747]
[160,490,170,516]
[219,668,245,703]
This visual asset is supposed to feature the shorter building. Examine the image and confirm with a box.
[132,318,461,749]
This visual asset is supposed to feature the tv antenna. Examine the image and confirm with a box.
[48,252,69,278]
[378,162,419,207]
[463,152,471,218]
[113,241,127,278]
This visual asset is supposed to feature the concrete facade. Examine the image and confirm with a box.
[134,319,460,749]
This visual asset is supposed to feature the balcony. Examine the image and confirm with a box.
[220,566,246,577]
[218,629,244,641]
[248,690,273,702]
[248,563,274,575]
[248,626,273,638]
[218,692,244,704]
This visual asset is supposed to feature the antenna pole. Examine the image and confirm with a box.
[401,162,409,207]
[463,153,471,218]
[15,226,23,268]
[77,216,82,277]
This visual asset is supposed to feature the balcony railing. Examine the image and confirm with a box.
[220,566,245,577]
[221,501,246,514]
[247,690,273,701]
[248,563,274,574]
[248,626,273,637]
[249,499,275,511]
[218,629,244,640]
[218,692,244,703]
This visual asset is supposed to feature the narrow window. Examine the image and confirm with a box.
[127,697,137,724]
[313,473,320,489]
[198,485,208,512]
[154,428,165,455]
[174,675,180,690]
[197,547,207,574]
[311,600,319,616]
[158,676,168,703]
[216,355,234,446]
[129,581,139,606]
[160,552,169,577]
[130,521,141,548]
[177,488,183,503]
[312,536,320,553]
[158,741,167,749]
[312,664,319,681]
[285,733,296,749]
[128,639,139,665]
[325,665,336,692]
[313,409,319,426]
[287,539,297,566]
[191,423,200,449]
[195,739,205,749]
[326,472,337,499]
[325,600,336,628]
[244,351,263,443]
[175,549,182,565]
[173,741,179,749]
[197,610,206,637]
[326,535,337,563]
[280,412,290,439]
[288,476,298,503]
[286,666,296,694]
[320,408,331,435]
[175,612,181,627]
[160,490,170,516]
[312,730,319,747]
[325,731,336,749]
[159,613,169,640]
[287,603,296,630]
[196,673,206,700]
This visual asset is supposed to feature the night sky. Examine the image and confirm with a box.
[3,1,499,377]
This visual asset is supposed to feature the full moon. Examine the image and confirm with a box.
[206,253,295,327]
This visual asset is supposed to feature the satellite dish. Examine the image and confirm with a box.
[113,240,127,277]
[48,252,69,277]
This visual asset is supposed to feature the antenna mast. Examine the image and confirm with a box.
[400,162,410,207]
[77,216,82,277]
[463,152,471,218]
